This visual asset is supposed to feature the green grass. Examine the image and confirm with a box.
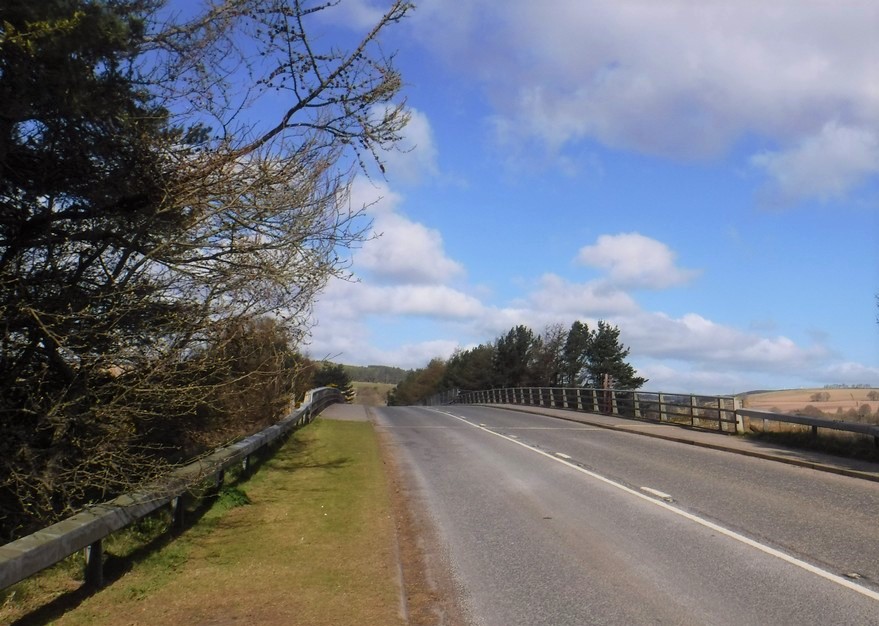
[2,418,403,626]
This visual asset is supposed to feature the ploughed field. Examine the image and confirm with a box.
[742,388,879,422]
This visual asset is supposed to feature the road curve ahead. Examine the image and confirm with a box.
[374,405,879,626]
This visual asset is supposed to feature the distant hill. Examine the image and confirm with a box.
[342,364,409,385]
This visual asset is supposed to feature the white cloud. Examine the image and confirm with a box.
[619,311,828,371]
[577,233,699,289]
[377,107,440,184]
[349,177,403,217]
[413,0,879,197]
[356,284,484,318]
[358,211,464,284]
[528,273,638,316]
[320,0,388,30]
[347,177,463,285]
[751,122,879,202]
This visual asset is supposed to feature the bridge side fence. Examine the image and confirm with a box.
[449,386,741,433]
[0,387,344,591]
[444,386,879,447]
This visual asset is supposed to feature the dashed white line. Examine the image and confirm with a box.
[428,408,879,603]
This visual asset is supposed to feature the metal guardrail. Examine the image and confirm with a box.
[453,387,739,433]
[451,387,879,447]
[0,387,343,591]
[738,408,879,446]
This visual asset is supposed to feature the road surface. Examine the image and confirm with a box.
[373,404,879,626]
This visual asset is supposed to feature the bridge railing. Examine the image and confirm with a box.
[453,387,739,432]
[0,387,343,591]
[737,408,879,447]
[451,387,879,447]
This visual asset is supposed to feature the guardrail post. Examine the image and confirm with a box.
[172,494,188,530]
[84,540,104,588]
[634,393,641,418]
[690,395,696,427]
[659,393,667,422]
[734,397,744,433]
[610,390,618,415]
[717,397,724,432]
[210,469,225,498]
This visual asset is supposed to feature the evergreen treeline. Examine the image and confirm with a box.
[388,320,646,405]
[343,364,409,384]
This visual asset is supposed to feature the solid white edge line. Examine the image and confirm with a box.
[641,486,674,500]
[555,452,572,459]
[429,408,879,603]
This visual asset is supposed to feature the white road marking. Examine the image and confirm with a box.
[429,408,879,603]
[640,486,674,501]
[500,426,603,431]
[555,452,572,459]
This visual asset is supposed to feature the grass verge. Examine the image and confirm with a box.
[2,418,404,626]
[743,429,879,462]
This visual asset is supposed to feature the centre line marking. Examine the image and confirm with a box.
[429,408,879,603]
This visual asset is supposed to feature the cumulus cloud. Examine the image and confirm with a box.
[348,177,463,285]
[577,233,699,289]
[618,311,829,372]
[528,273,638,316]
[751,122,879,202]
[377,107,440,184]
[320,0,388,30]
[358,211,465,284]
[355,284,484,318]
[413,0,879,197]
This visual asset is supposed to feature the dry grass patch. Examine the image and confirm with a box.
[16,419,404,626]
[352,382,395,406]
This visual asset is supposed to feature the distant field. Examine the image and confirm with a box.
[741,388,879,414]
[351,381,395,406]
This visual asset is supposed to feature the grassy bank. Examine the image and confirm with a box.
[3,418,404,626]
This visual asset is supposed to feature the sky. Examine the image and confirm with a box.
[300,0,879,394]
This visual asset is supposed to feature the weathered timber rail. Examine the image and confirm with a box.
[0,387,343,591]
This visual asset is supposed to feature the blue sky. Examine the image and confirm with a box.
[300,0,879,394]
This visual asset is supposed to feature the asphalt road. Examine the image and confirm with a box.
[373,405,879,626]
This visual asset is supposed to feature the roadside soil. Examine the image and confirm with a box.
[372,407,468,626]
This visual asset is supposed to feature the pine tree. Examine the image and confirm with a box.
[313,363,355,402]
[561,320,591,386]
[583,321,647,390]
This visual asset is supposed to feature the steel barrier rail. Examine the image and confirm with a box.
[452,387,739,433]
[738,408,879,446]
[452,387,879,446]
[0,387,343,590]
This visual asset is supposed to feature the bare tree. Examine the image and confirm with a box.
[0,0,412,539]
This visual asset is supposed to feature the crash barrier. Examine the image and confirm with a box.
[737,408,879,447]
[0,387,344,590]
[450,387,879,446]
[452,387,740,433]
